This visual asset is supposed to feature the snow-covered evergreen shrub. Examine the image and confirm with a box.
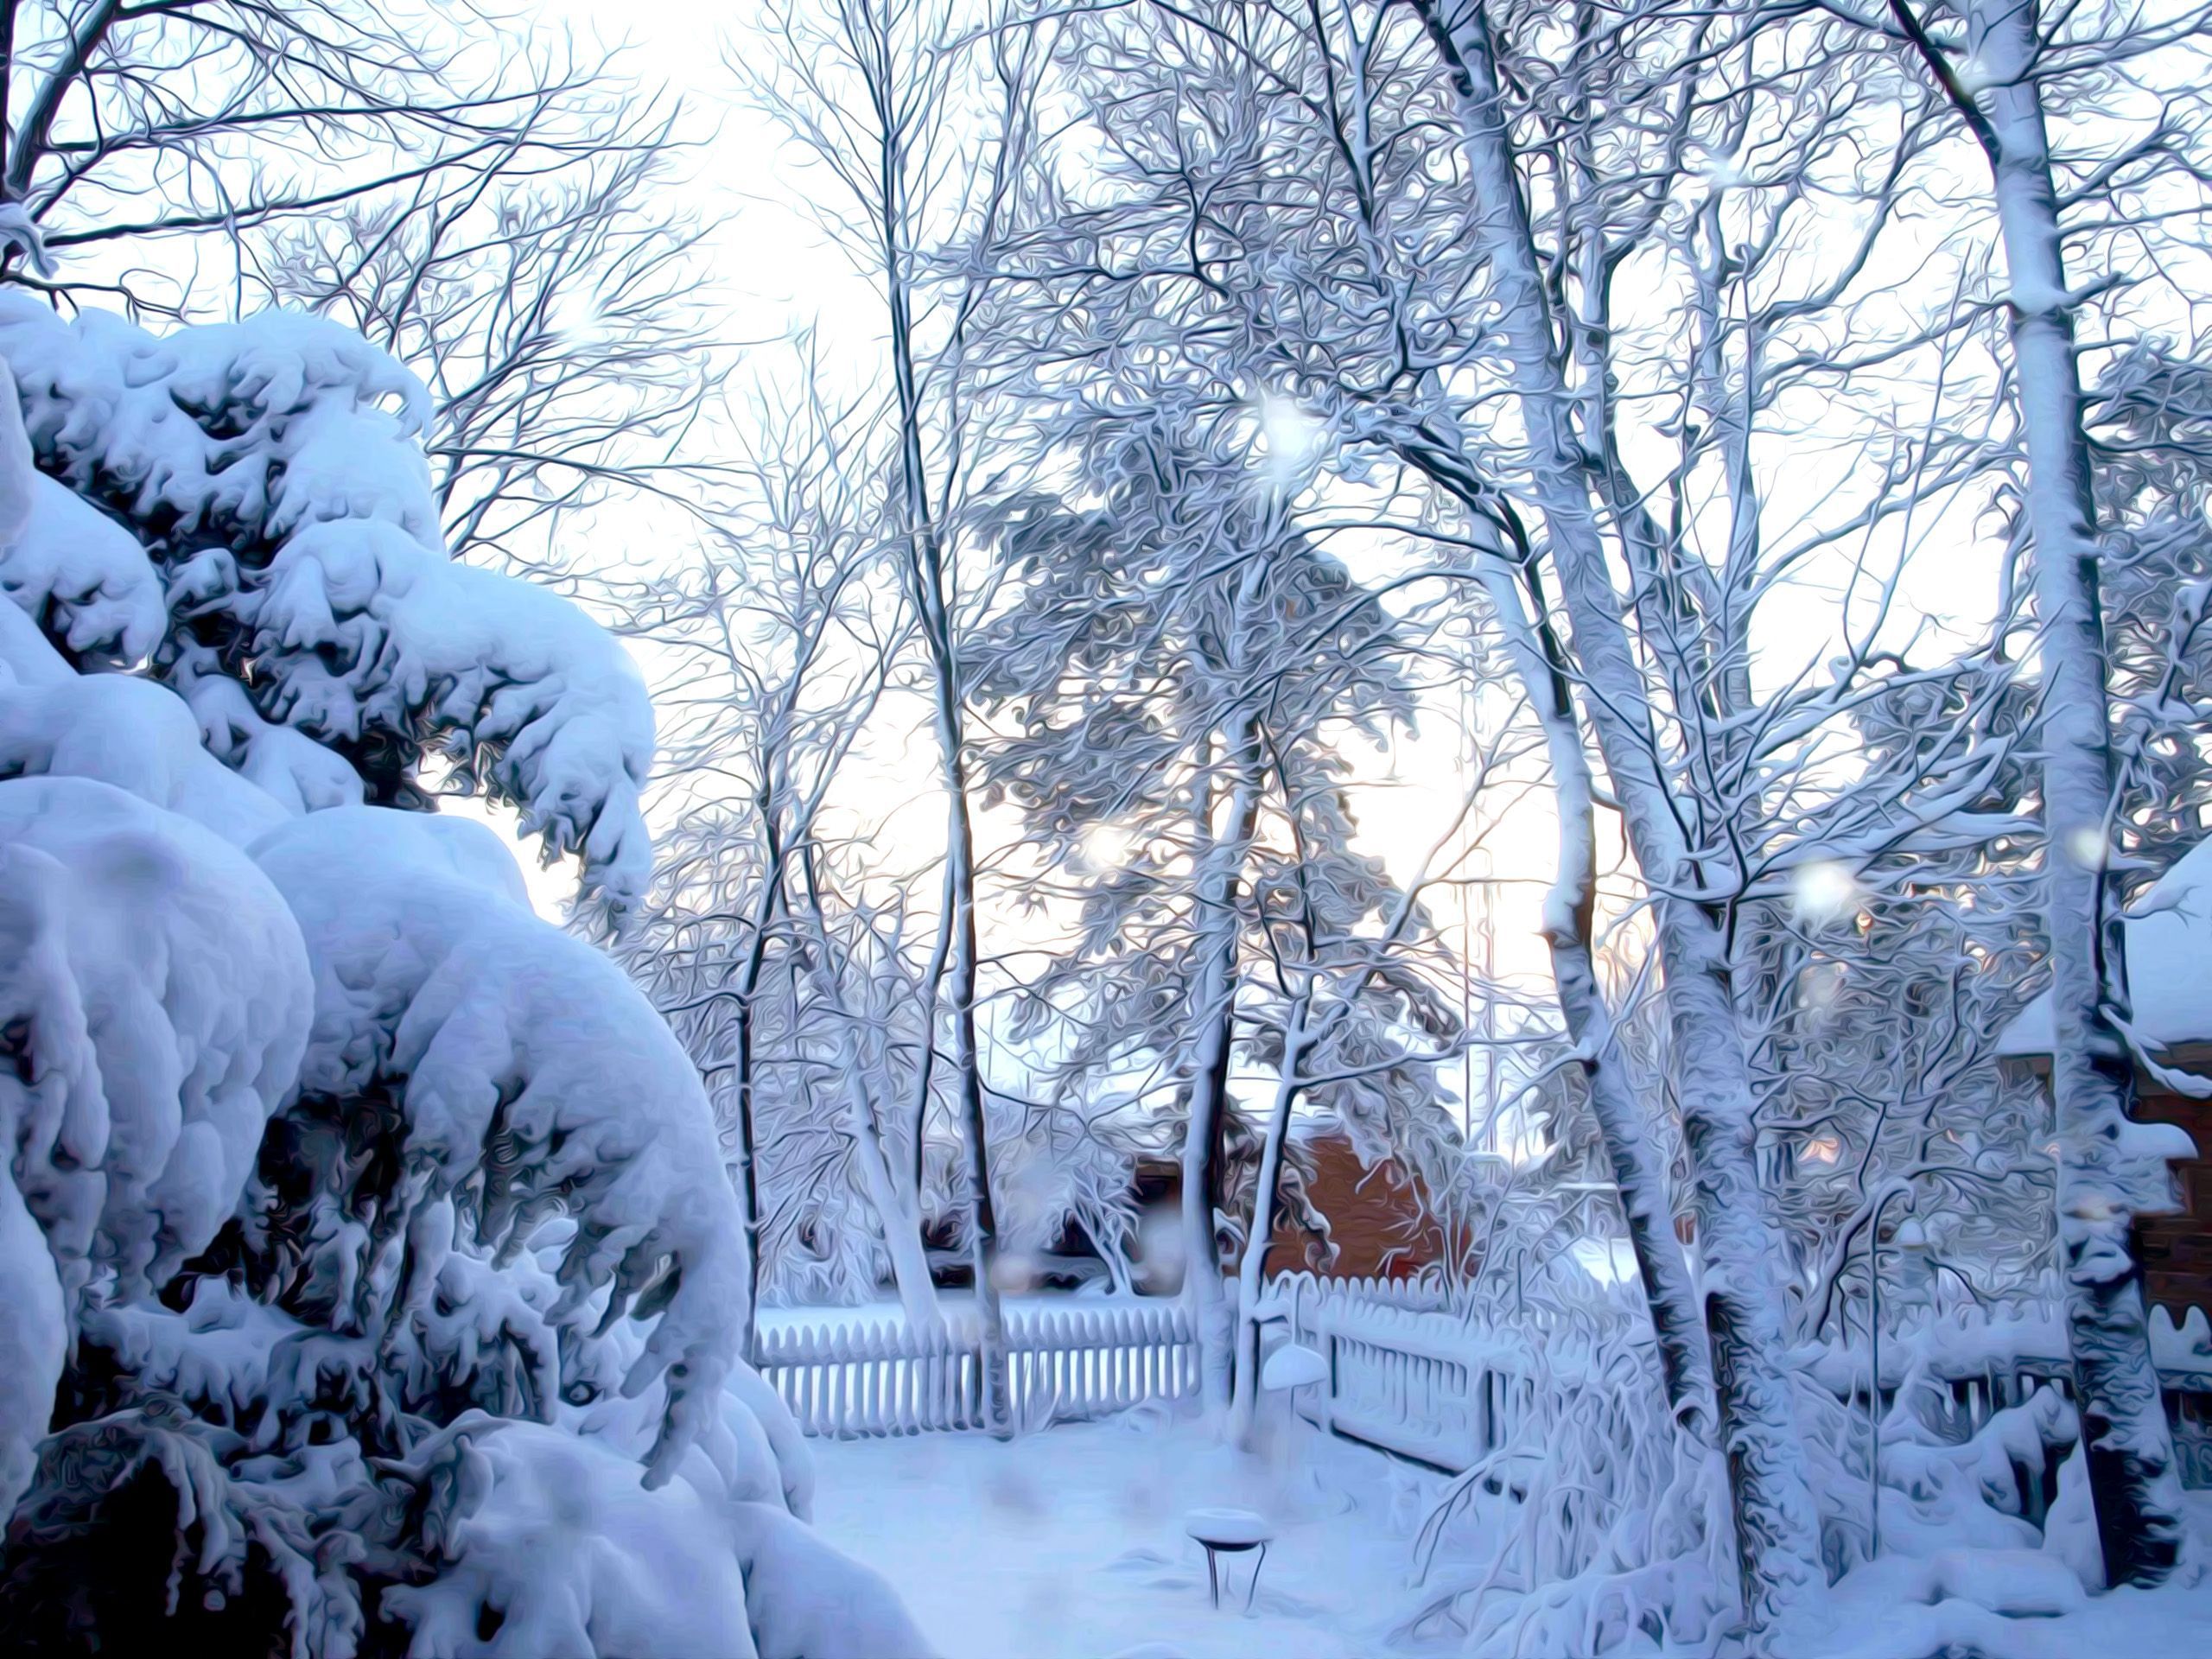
[0,308,927,1658]
[0,300,652,909]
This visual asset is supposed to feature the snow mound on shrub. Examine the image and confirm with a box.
[251,805,748,1487]
[0,475,166,665]
[0,670,293,847]
[0,1154,65,1523]
[0,776,311,1303]
[0,776,311,1518]
[0,297,653,906]
[385,1414,932,1659]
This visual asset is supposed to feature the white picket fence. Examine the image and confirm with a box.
[753,1273,1614,1465]
[754,1302,1198,1438]
[753,1277,2212,1490]
[1269,1275,2212,1487]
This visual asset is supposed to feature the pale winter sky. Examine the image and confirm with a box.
[481,1,1592,989]
[486,0,2005,1058]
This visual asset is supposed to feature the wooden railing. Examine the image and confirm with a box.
[1261,1271,1566,1475]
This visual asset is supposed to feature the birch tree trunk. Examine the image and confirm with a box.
[1413,2,1823,1630]
[1891,0,2186,1582]
[1479,560,1715,1441]
[836,1035,945,1332]
[1313,0,1713,1446]
[936,696,1009,1433]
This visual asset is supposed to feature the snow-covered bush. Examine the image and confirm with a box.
[1389,1283,2135,1658]
[0,301,653,909]
[1766,1378,2127,1658]
[245,804,750,1488]
[0,308,926,1657]
[1398,1323,1734,1656]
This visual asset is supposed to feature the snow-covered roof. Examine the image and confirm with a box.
[1288,1107,1348,1144]
[1998,837,2212,1058]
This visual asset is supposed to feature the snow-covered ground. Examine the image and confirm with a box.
[807,1408,1450,1659]
[809,1405,2212,1659]
[1801,1524,2212,1659]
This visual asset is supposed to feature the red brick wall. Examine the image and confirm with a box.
[1262,1134,1448,1279]
[2133,1089,2212,1315]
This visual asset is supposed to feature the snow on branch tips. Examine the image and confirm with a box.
[250,806,749,1489]
[0,297,655,909]
[0,776,313,1517]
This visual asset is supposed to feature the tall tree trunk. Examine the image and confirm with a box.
[1891,0,2185,1583]
[1413,2,1823,1632]
[881,83,1007,1428]
[723,841,783,1362]
[1181,718,1263,1412]
[1322,1,1713,1440]
[836,1030,944,1332]
[940,760,1009,1433]
[1479,560,1715,1441]
[904,860,957,1198]
[1226,999,1313,1449]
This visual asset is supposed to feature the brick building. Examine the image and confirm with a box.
[1125,1118,1458,1291]
[1259,1127,1451,1279]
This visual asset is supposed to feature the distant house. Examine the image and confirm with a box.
[1126,1115,1455,1290]
[1998,840,2212,1314]
[1262,1122,1452,1279]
